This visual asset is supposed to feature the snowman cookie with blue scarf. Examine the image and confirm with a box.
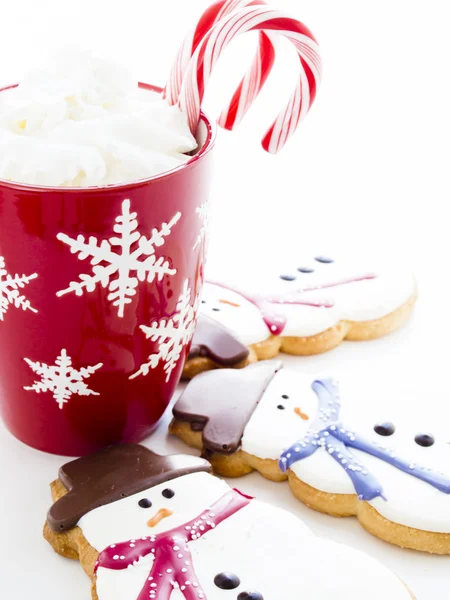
[171,361,450,554]
[44,445,414,599]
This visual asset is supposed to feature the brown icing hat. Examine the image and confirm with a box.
[47,444,211,532]
[188,315,249,366]
[173,360,283,455]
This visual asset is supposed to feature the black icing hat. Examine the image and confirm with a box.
[47,444,211,532]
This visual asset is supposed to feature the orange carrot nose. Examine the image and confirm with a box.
[294,407,309,420]
[147,508,173,528]
[219,298,241,307]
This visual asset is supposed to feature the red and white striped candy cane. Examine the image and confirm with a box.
[177,6,322,154]
[164,0,277,130]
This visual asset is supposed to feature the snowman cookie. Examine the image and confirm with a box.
[171,361,450,554]
[44,444,414,599]
[182,254,416,378]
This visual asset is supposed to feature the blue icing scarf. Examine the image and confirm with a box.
[279,378,450,501]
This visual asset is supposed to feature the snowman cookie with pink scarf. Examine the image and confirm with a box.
[171,361,450,554]
[45,444,414,599]
[183,254,416,378]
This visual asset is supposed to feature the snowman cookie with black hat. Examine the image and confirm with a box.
[171,361,450,554]
[44,444,414,599]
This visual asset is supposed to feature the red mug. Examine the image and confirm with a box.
[0,83,215,456]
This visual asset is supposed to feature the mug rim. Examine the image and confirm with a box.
[0,82,217,194]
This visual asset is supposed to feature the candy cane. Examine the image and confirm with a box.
[164,0,277,130]
[178,6,322,154]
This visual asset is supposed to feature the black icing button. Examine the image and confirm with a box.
[314,256,334,264]
[237,592,264,600]
[277,405,285,410]
[414,433,435,447]
[297,267,314,273]
[279,274,296,281]
[138,498,152,508]
[373,422,395,437]
[161,488,175,499]
[214,572,241,590]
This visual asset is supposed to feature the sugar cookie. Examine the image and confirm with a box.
[44,445,414,599]
[183,255,416,377]
[172,362,449,554]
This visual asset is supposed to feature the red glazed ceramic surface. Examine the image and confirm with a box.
[0,83,215,456]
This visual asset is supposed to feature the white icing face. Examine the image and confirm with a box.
[241,369,319,458]
[199,283,269,346]
[79,472,229,552]
[241,370,450,533]
[81,471,411,600]
[203,254,415,338]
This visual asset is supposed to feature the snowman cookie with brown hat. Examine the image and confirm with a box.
[183,253,417,379]
[171,361,450,554]
[44,444,414,599]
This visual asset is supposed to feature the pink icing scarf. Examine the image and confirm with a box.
[95,489,252,600]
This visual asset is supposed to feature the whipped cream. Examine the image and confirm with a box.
[0,51,197,187]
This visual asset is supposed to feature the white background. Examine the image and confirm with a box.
[1,0,449,598]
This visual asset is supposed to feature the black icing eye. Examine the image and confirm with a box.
[297,267,314,273]
[281,394,289,399]
[238,592,264,600]
[212,307,221,312]
[277,405,285,410]
[201,300,206,304]
[138,498,152,509]
[415,433,435,447]
[279,274,296,281]
[161,488,175,499]
[214,572,241,590]
[314,256,334,264]
[374,422,395,436]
